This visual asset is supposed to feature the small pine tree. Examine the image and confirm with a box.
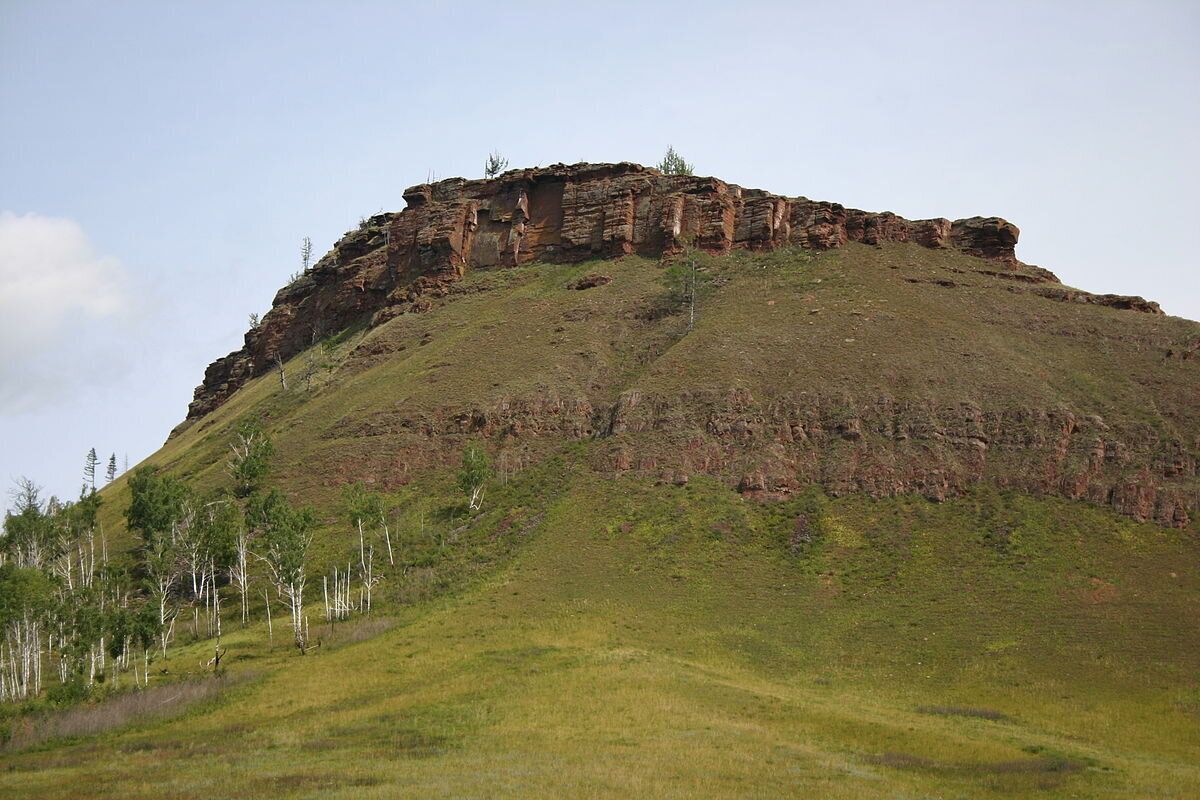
[484,151,509,179]
[301,236,313,272]
[656,146,694,176]
[83,448,98,492]
[106,454,117,484]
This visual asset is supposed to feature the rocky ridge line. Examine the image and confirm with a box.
[183,161,1159,423]
[184,163,1018,422]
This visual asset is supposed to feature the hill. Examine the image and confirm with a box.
[1,163,1197,798]
[178,162,1197,527]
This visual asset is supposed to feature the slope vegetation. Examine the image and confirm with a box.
[168,241,1199,527]
[3,240,1197,797]
[2,471,1198,798]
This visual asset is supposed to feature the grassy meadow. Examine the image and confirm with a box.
[2,468,1198,798]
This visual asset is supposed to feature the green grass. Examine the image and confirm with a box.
[21,243,1196,797]
[3,471,1197,798]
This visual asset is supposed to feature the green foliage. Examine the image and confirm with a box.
[0,564,56,628]
[662,255,701,308]
[227,417,274,498]
[457,442,494,512]
[105,606,130,661]
[44,678,89,707]
[247,489,316,586]
[125,466,191,540]
[72,487,102,532]
[196,492,243,572]
[484,150,508,179]
[130,601,160,653]
[342,482,386,530]
[656,145,693,175]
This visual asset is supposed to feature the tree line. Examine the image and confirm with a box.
[1,421,495,704]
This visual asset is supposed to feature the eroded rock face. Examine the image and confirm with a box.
[950,217,1022,263]
[306,387,1196,529]
[1029,287,1164,314]
[185,163,1038,422]
[173,162,1194,528]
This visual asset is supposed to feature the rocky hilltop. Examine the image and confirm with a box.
[177,163,1194,529]
[186,163,1064,421]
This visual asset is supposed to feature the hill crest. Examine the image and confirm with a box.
[186,162,1063,422]
[172,163,1194,529]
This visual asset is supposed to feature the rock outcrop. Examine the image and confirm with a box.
[316,387,1196,529]
[186,162,1044,421]
[173,162,1194,528]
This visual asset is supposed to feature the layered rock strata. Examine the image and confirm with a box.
[186,163,1035,420]
[176,161,1193,528]
[319,389,1196,529]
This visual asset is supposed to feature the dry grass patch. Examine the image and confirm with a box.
[1,675,245,753]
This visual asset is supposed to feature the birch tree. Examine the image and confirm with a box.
[3,478,50,568]
[131,601,160,687]
[249,490,316,653]
[0,564,54,702]
[342,483,388,613]
[228,417,274,498]
[457,442,494,513]
[126,467,191,654]
[230,520,253,625]
[664,237,715,333]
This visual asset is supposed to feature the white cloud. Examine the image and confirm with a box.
[0,212,132,413]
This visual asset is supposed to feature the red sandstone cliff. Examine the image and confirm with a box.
[185,162,1049,421]
[174,163,1191,528]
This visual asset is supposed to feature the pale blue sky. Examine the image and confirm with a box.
[2,0,1197,503]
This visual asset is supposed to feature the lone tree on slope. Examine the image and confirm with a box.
[227,417,275,498]
[83,449,98,492]
[458,442,494,513]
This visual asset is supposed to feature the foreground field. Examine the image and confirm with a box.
[3,476,1197,798]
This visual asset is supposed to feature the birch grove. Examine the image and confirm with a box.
[0,409,404,706]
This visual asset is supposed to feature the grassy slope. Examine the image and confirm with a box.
[115,241,1196,526]
[2,471,1198,798]
[7,244,1197,797]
